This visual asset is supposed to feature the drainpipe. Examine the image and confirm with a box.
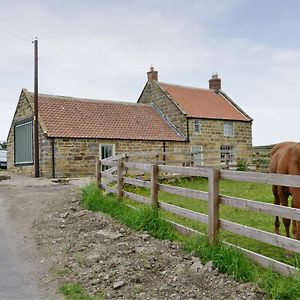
[186,118,190,142]
[163,141,166,164]
[52,138,55,178]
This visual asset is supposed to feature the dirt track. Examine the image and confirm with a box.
[0,172,265,299]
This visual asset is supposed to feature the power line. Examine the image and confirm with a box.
[0,27,32,43]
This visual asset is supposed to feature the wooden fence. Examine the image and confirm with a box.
[96,154,300,276]
[119,149,270,172]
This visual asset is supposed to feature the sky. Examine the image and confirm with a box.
[1,0,300,146]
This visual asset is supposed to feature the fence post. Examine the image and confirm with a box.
[124,153,129,174]
[96,158,101,188]
[150,164,159,209]
[208,168,220,243]
[117,158,124,200]
[255,152,260,172]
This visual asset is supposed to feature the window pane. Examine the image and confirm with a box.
[15,121,33,164]
[100,144,114,171]
[220,145,236,163]
[191,146,203,166]
[224,122,234,137]
[194,119,201,133]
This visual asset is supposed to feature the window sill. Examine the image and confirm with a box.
[14,162,34,166]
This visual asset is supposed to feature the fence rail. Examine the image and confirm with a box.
[108,149,271,171]
[96,155,300,276]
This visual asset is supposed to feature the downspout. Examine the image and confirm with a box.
[163,141,166,164]
[52,138,55,178]
[186,118,190,142]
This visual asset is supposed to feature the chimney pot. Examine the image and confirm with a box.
[147,66,158,81]
[209,73,221,91]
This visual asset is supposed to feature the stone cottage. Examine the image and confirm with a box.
[7,68,252,178]
[138,68,252,166]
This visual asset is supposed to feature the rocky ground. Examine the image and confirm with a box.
[0,172,266,299]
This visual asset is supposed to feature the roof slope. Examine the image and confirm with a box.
[158,82,251,121]
[28,92,184,141]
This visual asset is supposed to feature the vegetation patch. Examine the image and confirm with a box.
[59,283,103,300]
[82,183,175,240]
[82,183,300,299]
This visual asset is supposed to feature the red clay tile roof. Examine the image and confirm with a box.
[158,82,251,121]
[28,92,184,141]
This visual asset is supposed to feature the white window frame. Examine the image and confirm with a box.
[220,145,236,164]
[99,144,115,170]
[224,122,234,137]
[194,119,201,134]
[191,145,203,166]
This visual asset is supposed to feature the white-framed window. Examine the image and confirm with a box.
[224,122,234,137]
[191,145,203,166]
[99,144,115,170]
[14,120,33,165]
[220,145,236,164]
[194,119,201,133]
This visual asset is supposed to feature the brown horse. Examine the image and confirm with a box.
[270,142,300,246]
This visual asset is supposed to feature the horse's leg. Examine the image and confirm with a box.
[291,201,297,238]
[278,187,292,255]
[273,185,280,234]
[291,188,300,240]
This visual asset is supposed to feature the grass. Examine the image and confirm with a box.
[124,176,300,266]
[81,183,300,299]
[59,283,103,300]
[82,183,175,240]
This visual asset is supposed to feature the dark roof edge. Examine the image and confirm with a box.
[46,135,187,142]
[137,81,148,103]
[151,104,187,141]
[218,90,253,122]
[186,116,252,122]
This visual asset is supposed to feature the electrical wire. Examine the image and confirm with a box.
[0,27,32,43]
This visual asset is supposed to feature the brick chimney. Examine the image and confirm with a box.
[147,66,158,81]
[209,73,221,91]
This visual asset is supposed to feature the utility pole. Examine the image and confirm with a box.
[33,37,39,177]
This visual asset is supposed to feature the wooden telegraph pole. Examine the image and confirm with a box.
[33,37,39,177]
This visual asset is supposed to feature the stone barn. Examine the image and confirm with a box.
[7,89,186,178]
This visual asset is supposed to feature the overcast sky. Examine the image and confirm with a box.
[1,0,299,146]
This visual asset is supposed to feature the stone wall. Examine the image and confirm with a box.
[7,90,36,176]
[139,81,187,136]
[188,118,252,165]
[53,138,188,178]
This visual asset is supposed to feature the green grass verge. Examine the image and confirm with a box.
[81,183,300,299]
[82,183,175,240]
